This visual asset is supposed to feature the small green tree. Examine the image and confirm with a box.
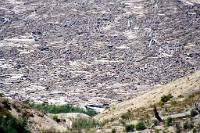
[111,128,116,133]
[136,122,146,131]
[166,117,173,126]
[161,94,173,103]
[125,124,134,132]
[193,128,197,133]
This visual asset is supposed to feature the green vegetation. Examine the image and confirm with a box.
[121,110,133,120]
[111,128,116,133]
[153,120,158,126]
[175,122,181,133]
[2,99,11,110]
[135,121,146,131]
[72,118,98,130]
[158,101,165,106]
[145,113,150,119]
[161,94,173,103]
[170,100,177,105]
[190,109,198,117]
[0,113,30,133]
[166,117,173,126]
[0,98,30,133]
[25,102,97,116]
[183,121,194,130]
[97,92,200,133]
[53,115,60,122]
[125,124,134,132]
[0,93,3,97]
[193,128,197,133]
[120,120,126,125]
[105,106,110,109]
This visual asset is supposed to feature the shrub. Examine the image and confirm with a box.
[121,111,133,120]
[110,118,115,122]
[153,120,158,126]
[120,120,126,125]
[166,117,173,126]
[183,121,194,130]
[125,124,134,132]
[0,93,3,97]
[85,109,97,116]
[25,102,97,116]
[0,112,30,133]
[158,101,164,106]
[161,94,173,103]
[190,109,198,117]
[170,100,177,105]
[2,99,11,110]
[189,122,194,129]
[72,118,97,130]
[53,115,60,122]
[145,113,150,119]
[155,129,160,133]
[136,122,146,131]
[111,128,116,133]
[175,122,181,133]
[184,121,189,130]
[22,111,29,118]
[177,95,184,98]
[105,106,110,109]
[193,128,197,133]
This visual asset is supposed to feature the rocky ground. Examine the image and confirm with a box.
[0,0,199,107]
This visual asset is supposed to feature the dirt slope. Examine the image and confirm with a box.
[95,70,200,121]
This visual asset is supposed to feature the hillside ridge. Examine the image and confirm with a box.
[95,70,200,121]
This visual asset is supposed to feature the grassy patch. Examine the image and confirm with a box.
[170,100,177,105]
[24,102,97,116]
[72,118,98,130]
[121,110,134,120]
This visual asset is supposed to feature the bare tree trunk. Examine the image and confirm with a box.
[154,106,162,122]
